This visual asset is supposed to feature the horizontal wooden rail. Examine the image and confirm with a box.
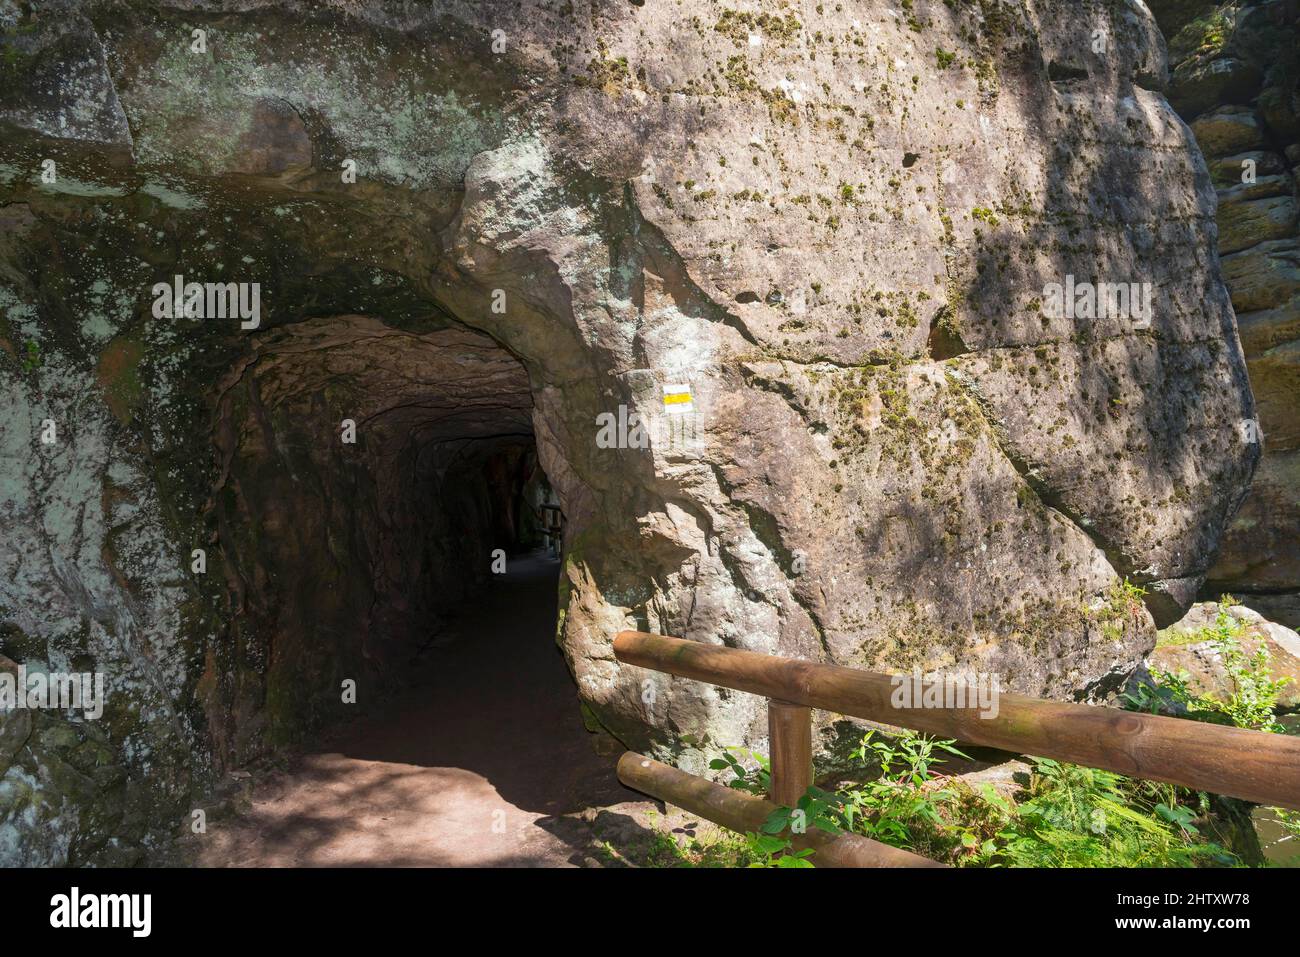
[617,752,944,867]
[614,631,1300,811]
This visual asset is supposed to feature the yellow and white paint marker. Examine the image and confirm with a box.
[662,383,694,415]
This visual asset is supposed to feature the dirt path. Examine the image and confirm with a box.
[192,552,651,867]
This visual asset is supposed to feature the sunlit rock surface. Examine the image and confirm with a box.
[0,0,1257,863]
[1149,0,1300,624]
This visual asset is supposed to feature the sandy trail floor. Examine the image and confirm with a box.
[192,552,653,867]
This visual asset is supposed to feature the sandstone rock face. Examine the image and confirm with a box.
[0,0,1256,863]
[1150,0,1300,626]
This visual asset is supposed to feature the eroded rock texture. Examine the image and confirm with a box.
[1149,0,1300,624]
[0,0,1257,864]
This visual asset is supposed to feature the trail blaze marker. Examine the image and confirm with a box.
[662,383,693,414]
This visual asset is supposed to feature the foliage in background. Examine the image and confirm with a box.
[700,729,1231,869]
[710,747,770,796]
[1124,597,1292,733]
[1123,596,1297,864]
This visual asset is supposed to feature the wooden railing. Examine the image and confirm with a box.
[612,631,1300,868]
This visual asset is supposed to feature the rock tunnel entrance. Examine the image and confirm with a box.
[198,312,628,863]
[0,0,1278,870]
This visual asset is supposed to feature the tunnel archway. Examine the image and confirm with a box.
[194,311,634,864]
[206,314,572,753]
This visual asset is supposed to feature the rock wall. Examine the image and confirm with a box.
[1149,0,1300,625]
[0,0,1258,864]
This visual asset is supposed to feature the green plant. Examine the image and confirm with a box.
[682,729,1236,868]
[1121,669,1194,716]
[1122,597,1295,863]
[1091,578,1147,641]
[1200,609,1290,732]
[20,339,39,373]
[1186,13,1232,55]
[1127,598,1292,732]
[837,731,966,845]
[824,732,1225,867]
[745,782,845,867]
[1276,808,1300,838]
[745,832,815,868]
[709,746,770,795]
[1272,807,1300,865]
[762,787,843,838]
[980,758,1234,868]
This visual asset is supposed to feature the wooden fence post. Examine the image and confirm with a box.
[613,631,1300,811]
[768,699,813,808]
[617,752,944,867]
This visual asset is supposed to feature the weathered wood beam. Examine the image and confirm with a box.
[616,752,944,868]
[614,631,1300,811]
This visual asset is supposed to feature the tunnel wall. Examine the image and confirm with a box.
[204,316,537,760]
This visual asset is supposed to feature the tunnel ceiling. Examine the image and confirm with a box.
[222,315,536,465]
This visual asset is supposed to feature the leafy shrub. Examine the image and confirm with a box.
[1123,597,1296,864]
[701,730,1234,868]
[1124,598,1292,732]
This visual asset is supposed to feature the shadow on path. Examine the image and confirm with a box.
[195,552,646,867]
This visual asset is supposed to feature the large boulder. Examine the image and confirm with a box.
[1221,239,1300,312]
[1190,104,1268,155]
[0,0,1257,863]
[1217,194,1297,255]
[1170,57,1262,118]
